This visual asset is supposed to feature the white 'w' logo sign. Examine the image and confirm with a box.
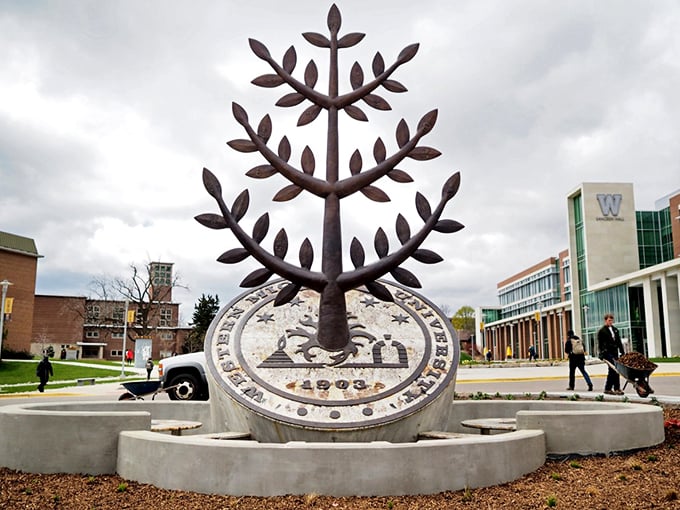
[596,194,622,216]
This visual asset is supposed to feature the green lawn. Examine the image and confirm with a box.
[0,360,138,394]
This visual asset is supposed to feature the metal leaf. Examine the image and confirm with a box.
[344,104,368,121]
[273,228,288,258]
[408,147,441,161]
[415,192,432,221]
[232,102,248,124]
[417,109,438,134]
[349,149,362,175]
[278,136,291,161]
[302,32,330,48]
[282,46,297,73]
[241,268,273,288]
[383,79,407,93]
[442,172,461,200]
[246,165,277,179]
[396,214,410,244]
[274,282,301,306]
[327,4,341,32]
[202,168,222,199]
[257,115,272,143]
[397,43,419,64]
[299,238,314,269]
[301,146,315,175]
[231,190,249,222]
[251,74,285,88]
[248,38,271,60]
[390,267,421,288]
[374,228,389,257]
[217,248,250,264]
[360,186,390,202]
[350,237,365,268]
[304,60,318,87]
[387,169,413,183]
[195,213,228,230]
[396,119,410,148]
[297,104,322,126]
[273,184,303,202]
[411,249,443,264]
[227,139,258,153]
[372,52,385,76]
[366,281,393,302]
[338,32,365,48]
[363,94,391,111]
[349,62,364,90]
[373,138,386,163]
[276,93,306,107]
[350,62,364,90]
[252,213,270,243]
[434,219,465,233]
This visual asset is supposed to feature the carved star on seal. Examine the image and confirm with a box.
[256,312,275,323]
[288,297,304,307]
[391,313,410,324]
[360,297,378,307]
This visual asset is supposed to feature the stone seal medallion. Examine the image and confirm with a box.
[205,279,459,442]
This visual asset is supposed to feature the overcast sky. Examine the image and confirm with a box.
[2,1,679,324]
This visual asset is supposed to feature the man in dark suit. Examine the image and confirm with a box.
[597,313,625,395]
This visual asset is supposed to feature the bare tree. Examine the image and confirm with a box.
[90,262,185,342]
[197,5,464,358]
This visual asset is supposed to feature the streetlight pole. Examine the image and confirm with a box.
[121,299,129,377]
[0,279,13,361]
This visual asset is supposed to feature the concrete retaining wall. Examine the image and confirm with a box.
[0,401,211,474]
[0,398,664,495]
[117,429,546,496]
[448,400,664,454]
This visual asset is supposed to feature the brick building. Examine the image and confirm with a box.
[0,231,42,355]
[1,231,190,360]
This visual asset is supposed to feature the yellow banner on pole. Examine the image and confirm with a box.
[534,311,540,322]
[127,309,136,324]
[4,297,13,314]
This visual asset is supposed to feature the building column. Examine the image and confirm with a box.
[662,272,680,357]
[642,276,663,358]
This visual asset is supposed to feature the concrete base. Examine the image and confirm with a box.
[0,399,664,495]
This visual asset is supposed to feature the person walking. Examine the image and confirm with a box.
[597,313,625,395]
[36,353,53,393]
[565,330,593,391]
[145,358,154,381]
[528,344,537,361]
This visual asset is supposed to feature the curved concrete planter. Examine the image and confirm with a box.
[0,399,664,496]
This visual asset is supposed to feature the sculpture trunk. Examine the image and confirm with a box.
[316,281,350,350]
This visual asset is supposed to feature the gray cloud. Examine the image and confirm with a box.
[2,1,679,320]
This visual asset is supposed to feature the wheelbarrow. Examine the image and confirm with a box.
[118,380,172,400]
[603,356,657,398]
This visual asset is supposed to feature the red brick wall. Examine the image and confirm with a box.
[32,295,86,349]
[0,250,38,354]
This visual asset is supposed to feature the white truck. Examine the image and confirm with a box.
[158,351,209,401]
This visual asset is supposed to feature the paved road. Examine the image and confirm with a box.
[3,360,680,406]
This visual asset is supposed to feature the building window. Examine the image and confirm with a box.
[86,305,100,320]
[152,263,173,286]
[85,331,99,338]
[113,307,124,322]
[112,332,124,339]
[160,332,173,340]
[159,308,172,327]
[111,350,123,357]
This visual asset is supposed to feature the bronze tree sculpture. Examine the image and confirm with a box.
[197,4,463,356]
